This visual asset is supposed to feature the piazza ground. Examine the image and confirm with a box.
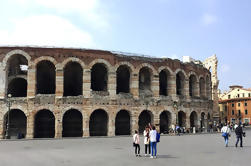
[0,130,250,166]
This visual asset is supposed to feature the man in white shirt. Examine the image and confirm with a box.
[149,126,157,158]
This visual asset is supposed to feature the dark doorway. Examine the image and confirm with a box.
[176,72,185,95]
[63,62,83,96]
[160,111,171,134]
[115,110,130,135]
[178,111,186,127]
[189,75,197,97]
[91,63,108,91]
[63,109,83,137]
[190,111,198,128]
[200,78,206,98]
[34,110,55,138]
[116,65,130,94]
[7,54,28,77]
[89,109,108,136]
[7,78,27,97]
[36,61,56,94]
[139,67,151,91]
[4,109,27,138]
[138,110,152,134]
[159,70,168,96]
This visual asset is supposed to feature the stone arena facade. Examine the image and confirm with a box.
[0,47,213,139]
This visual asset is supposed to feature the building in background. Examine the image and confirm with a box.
[219,85,251,125]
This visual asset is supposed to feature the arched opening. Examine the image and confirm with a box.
[34,110,55,138]
[160,111,171,134]
[7,78,27,97]
[4,109,27,138]
[176,71,185,96]
[89,109,108,136]
[36,61,56,94]
[115,110,130,135]
[91,63,108,91]
[206,76,211,99]
[189,75,197,97]
[116,65,130,94]
[63,62,83,96]
[139,67,151,92]
[190,111,198,128]
[178,111,186,127]
[62,109,83,137]
[138,110,153,134]
[199,77,206,98]
[6,54,28,97]
[159,70,170,96]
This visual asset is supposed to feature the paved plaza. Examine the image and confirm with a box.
[0,130,250,166]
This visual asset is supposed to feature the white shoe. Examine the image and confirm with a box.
[150,156,153,158]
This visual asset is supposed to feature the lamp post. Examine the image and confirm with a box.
[5,94,12,139]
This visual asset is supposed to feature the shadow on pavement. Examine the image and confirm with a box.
[157,155,178,159]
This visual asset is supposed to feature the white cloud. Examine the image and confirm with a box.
[13,0,109,29]
[221,64,230,73]
[0,15,95,48]
[202,13,217,26]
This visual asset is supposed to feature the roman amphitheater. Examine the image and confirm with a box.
[0,47,217,139]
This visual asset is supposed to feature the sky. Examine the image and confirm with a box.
[0,0,250,91]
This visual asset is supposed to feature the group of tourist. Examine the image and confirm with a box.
[133,124,160,159]
[221,122,246,147]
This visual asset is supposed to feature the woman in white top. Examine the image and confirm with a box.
[133,130,141,157]
[143,126,151,156]
[149,126,157,158]
[221,123,231,147]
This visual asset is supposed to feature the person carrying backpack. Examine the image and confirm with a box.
[235,122,245,147]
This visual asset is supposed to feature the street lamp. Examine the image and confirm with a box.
[5,94,12,139]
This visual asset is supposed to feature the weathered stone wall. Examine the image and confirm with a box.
[0,47,213,139]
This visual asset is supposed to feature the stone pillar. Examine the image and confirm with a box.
[185,116,190,130]
[26,113,34,139]
[171,111,177,125]
[131,111,138,135]
[131,73,139,99]
[184,79,189,98]
[0,64,6,99]
[55,68,63,98]
[82,112,89,137]
[108,71,116,99]
[153,114,160,132]
[152,75,159,98]
[55,111,62,138]
[83,68,91,98]
[169,75,176,98]
[26,64,36,98]
[108,112,115,136]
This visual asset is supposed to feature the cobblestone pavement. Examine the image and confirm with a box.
[0,130,250,166]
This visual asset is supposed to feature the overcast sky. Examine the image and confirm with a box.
[0,0,250,91]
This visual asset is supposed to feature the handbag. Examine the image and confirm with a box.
[222,132,227,137]
[133,143,136,147]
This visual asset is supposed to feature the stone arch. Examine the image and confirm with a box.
[115,61,134,72]
[115,110,131,135]
[34,109,55,138]
[178,111,186,127]
[159,110,172,134]
[175,69,187,96]
[116,65,131,94]
[90,63,109,91]
[189,73,198,98]
[36,60,56,94]
[159,69,172,96]
[34,56,57,67]
[62,109,83,137]
[89,109,108,136]
[138,110,153,134]
[88,59,112,72]
[61,57,85,70]
[3,50,31,70]
[3,109,27,139]
[138,66,152,93]
[63,61,83,96]
[190,111,198,128]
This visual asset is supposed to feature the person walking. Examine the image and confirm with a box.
[143,126,151,156]
[221,123,231,147]
[235,122,245,147]
[133,130,141,157]
[149,126,157,158]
